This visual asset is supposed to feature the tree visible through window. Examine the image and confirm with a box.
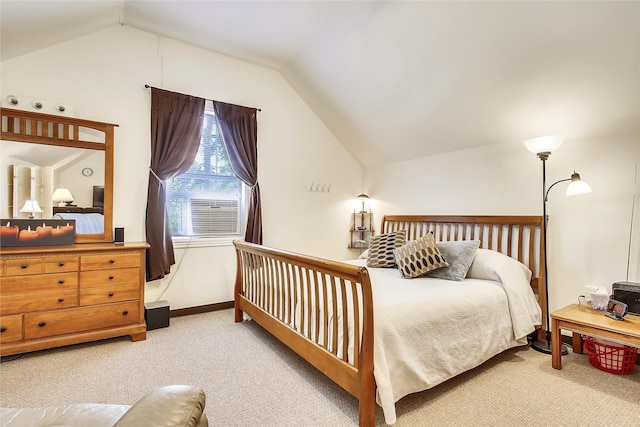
[167,107,245,237]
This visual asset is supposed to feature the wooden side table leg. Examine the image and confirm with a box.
[551,317,562,369]
[572,332,583,354]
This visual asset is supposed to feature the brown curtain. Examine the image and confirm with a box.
[146,88,205,281]
[213,101,262,244]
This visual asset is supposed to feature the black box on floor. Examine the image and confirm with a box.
[145,300,170,330]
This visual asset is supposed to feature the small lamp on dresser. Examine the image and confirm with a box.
[19,199,43,219]
[52,187,74,207]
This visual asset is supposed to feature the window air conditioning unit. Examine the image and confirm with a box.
[190,198,240,235]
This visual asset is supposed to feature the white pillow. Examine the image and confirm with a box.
[358,249,369,259]
[467,248,532,283]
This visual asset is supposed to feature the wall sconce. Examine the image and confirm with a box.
[525,136,592,356]
[52,187,74,207]
[20,200,43,219]
[356,193,370,213]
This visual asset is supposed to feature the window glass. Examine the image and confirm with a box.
[167,106,245,238]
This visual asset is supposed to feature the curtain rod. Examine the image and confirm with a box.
[144,84,261,111]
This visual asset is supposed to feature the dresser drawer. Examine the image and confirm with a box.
[0,314,23,343]
[1,272,78,295]
[44,255,79,273]
[81,253,140,271]
[3,257,44,276]
[24,302,139,339]
[80,283,139,306]
[80,268,139,288]
[1,290,78,316]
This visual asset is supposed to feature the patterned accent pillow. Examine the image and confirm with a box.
[395,232,449,279]
[366,230,406,268]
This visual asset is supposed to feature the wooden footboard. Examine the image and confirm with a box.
[233,241,376,426]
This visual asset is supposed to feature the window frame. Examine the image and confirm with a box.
[167,105,247,248]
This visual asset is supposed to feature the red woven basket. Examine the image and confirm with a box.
[583,336,637,375]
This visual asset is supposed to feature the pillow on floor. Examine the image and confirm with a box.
[426,240,480,281]
[395,232,449,279]
[367,230,406,268]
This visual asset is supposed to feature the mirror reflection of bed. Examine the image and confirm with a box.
[51,186,105,234]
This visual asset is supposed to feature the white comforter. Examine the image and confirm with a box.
[347,249,542,425]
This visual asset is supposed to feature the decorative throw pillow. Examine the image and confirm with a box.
[426,240,480,281]
[395,232,449,278]
[367,230,406,268]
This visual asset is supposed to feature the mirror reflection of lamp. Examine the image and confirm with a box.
[19,200,43,219]
[52,187,74,207]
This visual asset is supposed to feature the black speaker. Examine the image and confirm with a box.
[114,227,124,243]
[145,300,170,330]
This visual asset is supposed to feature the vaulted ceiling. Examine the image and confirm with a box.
[2,1,638,167]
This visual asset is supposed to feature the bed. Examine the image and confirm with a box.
[233,215,545,426]
[53,209,104,234]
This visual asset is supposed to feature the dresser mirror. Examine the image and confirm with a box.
[1,108,115,243]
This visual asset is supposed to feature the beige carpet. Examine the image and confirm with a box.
[1,309,639,426]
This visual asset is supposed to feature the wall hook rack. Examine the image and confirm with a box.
[305,183,331,193]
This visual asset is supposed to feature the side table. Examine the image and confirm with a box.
[550,304,640,369]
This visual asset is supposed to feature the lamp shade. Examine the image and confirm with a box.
[524,136,564,154]
[566,172,592,196]
[20,200,43,213]
[20,200,43,218]
[52,187,74,206]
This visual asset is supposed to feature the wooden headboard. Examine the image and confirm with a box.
[381,215,546,329]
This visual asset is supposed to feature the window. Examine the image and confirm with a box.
[166,104,246,243]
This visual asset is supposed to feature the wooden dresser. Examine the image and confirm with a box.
[0,242,148,356]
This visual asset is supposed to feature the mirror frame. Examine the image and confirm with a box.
[1,107,116,243]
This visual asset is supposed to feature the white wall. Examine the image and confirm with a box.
[365,135,640,313]
[57,151,104,208]
[1,25,363,309]
[4,23,637,315]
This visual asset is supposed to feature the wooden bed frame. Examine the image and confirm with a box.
[234,215,545,426]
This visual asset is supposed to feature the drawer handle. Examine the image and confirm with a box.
[20,263,27,269]
[122,310,129,316]
[58,261,65,267]
[108,292,114,297]
[109,259,115,264]
[58,279,65,284]
[108,275,114,280]
[0,327,6,333]
[38,321,46,327]
[58,297,64,303]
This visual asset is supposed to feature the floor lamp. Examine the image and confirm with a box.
[525,136,592,355]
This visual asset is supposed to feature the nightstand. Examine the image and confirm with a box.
[550,303,640,369]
